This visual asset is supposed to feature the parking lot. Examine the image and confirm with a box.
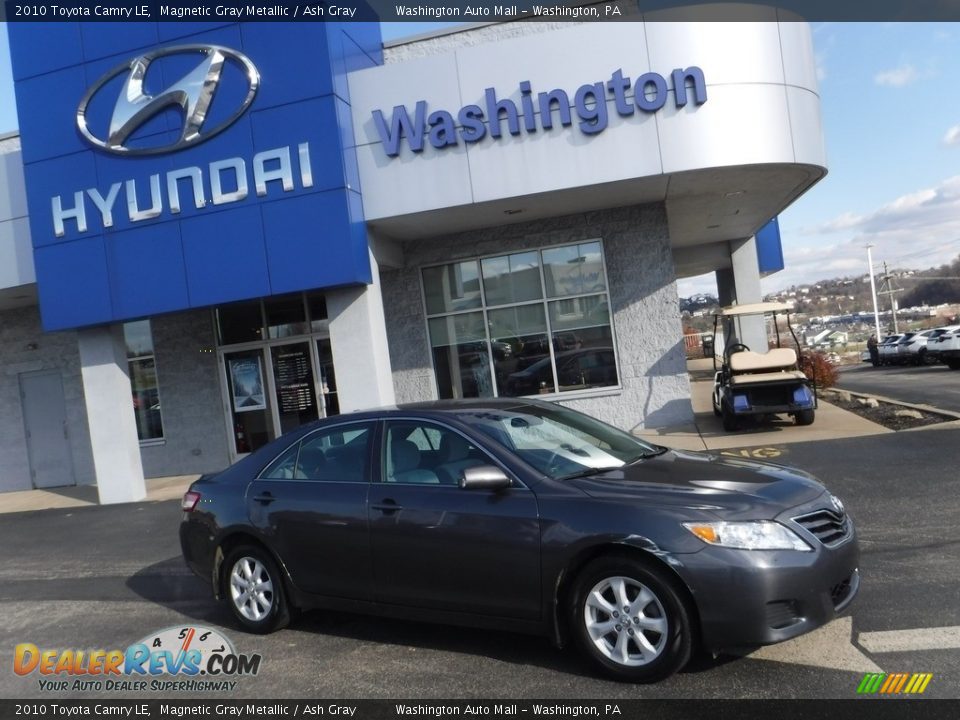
[838,362,960,414]
[2,425,958,700]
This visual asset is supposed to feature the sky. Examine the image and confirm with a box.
[1,21,958,299]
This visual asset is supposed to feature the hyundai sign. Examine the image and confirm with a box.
[9,22,382,331]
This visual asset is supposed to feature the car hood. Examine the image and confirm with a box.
[569,449,826,518]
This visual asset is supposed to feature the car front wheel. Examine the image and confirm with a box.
[571,557,693,682]
[223,545,291,634]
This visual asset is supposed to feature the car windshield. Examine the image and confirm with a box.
[453,403,664,479]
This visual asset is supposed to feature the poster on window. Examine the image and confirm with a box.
[229,357,266,412]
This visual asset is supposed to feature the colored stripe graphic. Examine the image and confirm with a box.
[857,672,933,695]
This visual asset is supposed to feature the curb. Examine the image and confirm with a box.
[824,387,960,425]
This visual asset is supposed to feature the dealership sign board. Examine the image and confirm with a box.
[9,22,382,331]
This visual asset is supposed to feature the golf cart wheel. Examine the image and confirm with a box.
[721,401,739,431]
[795,409,815,426]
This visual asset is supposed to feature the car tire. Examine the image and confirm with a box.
[222,545,291,634]
[570,556,693,683]
[721,401,738,431]
[795,409,815,426]
[947,360,960,371]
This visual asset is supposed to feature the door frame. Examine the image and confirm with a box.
[217,332,332,463]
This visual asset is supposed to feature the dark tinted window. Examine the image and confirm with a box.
[260,423,374,482]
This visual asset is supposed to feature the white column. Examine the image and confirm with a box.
[326,248,396,413]
[729,236,768,351]
[77,325,146,505]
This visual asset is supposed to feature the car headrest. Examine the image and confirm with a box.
[391,439,421,474]
[440,432,470,462]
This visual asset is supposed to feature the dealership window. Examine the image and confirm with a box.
[422,240,619,400]
[123,320,164,442]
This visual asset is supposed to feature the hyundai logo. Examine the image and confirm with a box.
[830,494,845,516]
[76,45,259,156]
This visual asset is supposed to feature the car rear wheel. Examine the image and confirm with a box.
[223,545,290,634]
[571,557,693,682]
[795,409,815,426]
[947,360,960,371]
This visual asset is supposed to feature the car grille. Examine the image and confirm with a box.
[792,508,850,547]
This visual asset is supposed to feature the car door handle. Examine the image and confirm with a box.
[252,492,276,504]
[372,499,402,514]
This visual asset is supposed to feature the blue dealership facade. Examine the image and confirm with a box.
[0,15,821,502]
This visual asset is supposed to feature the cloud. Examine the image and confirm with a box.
[944,124,960,146]
[764,176,960,293]
[874,65,919,87]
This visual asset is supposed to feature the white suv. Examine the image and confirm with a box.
[925,325,960,363]
[938,329,960,370]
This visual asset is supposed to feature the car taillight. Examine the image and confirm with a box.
[181,491,201,512]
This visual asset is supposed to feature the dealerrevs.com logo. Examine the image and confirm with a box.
[14,625,261,693]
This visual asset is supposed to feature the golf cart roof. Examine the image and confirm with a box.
[715,301,793,317]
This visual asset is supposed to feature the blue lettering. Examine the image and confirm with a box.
[538,89,572,130]
[123,644,150,675]
[428,110,458,149]
[635,72,667,112]
[458,105,487,143]
[575,82,608,135]
[372,66,707,155]
[372,102,427,157]
[608,69,633,116]
[673,66,708,107]
[485,88,521,138]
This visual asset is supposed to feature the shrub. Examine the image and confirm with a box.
[800,351,839,388]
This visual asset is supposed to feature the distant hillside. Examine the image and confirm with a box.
[765,253,960,316]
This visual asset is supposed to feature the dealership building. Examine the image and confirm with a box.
[0,11,826,503]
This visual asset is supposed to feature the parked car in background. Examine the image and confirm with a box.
[938,329,960,370]
[894,331,924,365]
[180,398,859,683]
[925,326,960,363]
[877,334,904,365]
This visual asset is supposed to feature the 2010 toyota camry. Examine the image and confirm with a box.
[180,398,858,682]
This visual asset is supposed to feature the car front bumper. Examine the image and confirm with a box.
[673,517,859,651]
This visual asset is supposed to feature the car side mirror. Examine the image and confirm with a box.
[459,465,512,490]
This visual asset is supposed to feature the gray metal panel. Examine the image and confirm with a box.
[19,371,76,490]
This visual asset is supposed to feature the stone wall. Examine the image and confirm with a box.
[380,203,693,433]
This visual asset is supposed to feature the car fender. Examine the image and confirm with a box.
[548,534,697,648]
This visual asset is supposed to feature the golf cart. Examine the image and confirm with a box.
[711,302,817,431]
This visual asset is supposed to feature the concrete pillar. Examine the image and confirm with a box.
[729,236,767,351]
[77,325,146,505]
[327,248,396,412]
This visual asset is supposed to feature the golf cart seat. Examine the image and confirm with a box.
[728,348,798,373]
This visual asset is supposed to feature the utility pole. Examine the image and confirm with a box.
[865,244,882,341]
[878,261,904,333]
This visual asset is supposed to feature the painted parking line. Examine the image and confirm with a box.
[859,625,960,653]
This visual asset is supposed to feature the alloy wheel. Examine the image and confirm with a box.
[229,556,275,622]
[583,575,668,667]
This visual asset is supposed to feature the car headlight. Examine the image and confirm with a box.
[683,521,812,551]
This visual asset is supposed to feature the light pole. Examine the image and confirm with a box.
[866,244,882,340]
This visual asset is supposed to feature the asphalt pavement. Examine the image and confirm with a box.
[1,426,958,701]
[837,362,960,413]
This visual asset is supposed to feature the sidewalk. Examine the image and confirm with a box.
[0,474,198,515]
[635,358,893,451]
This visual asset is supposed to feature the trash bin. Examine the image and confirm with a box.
[702,334,714,358]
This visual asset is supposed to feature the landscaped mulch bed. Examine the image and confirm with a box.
[820,389,953,431]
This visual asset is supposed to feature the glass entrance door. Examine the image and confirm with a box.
[224,348,274,455]
[270,341,321,436]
